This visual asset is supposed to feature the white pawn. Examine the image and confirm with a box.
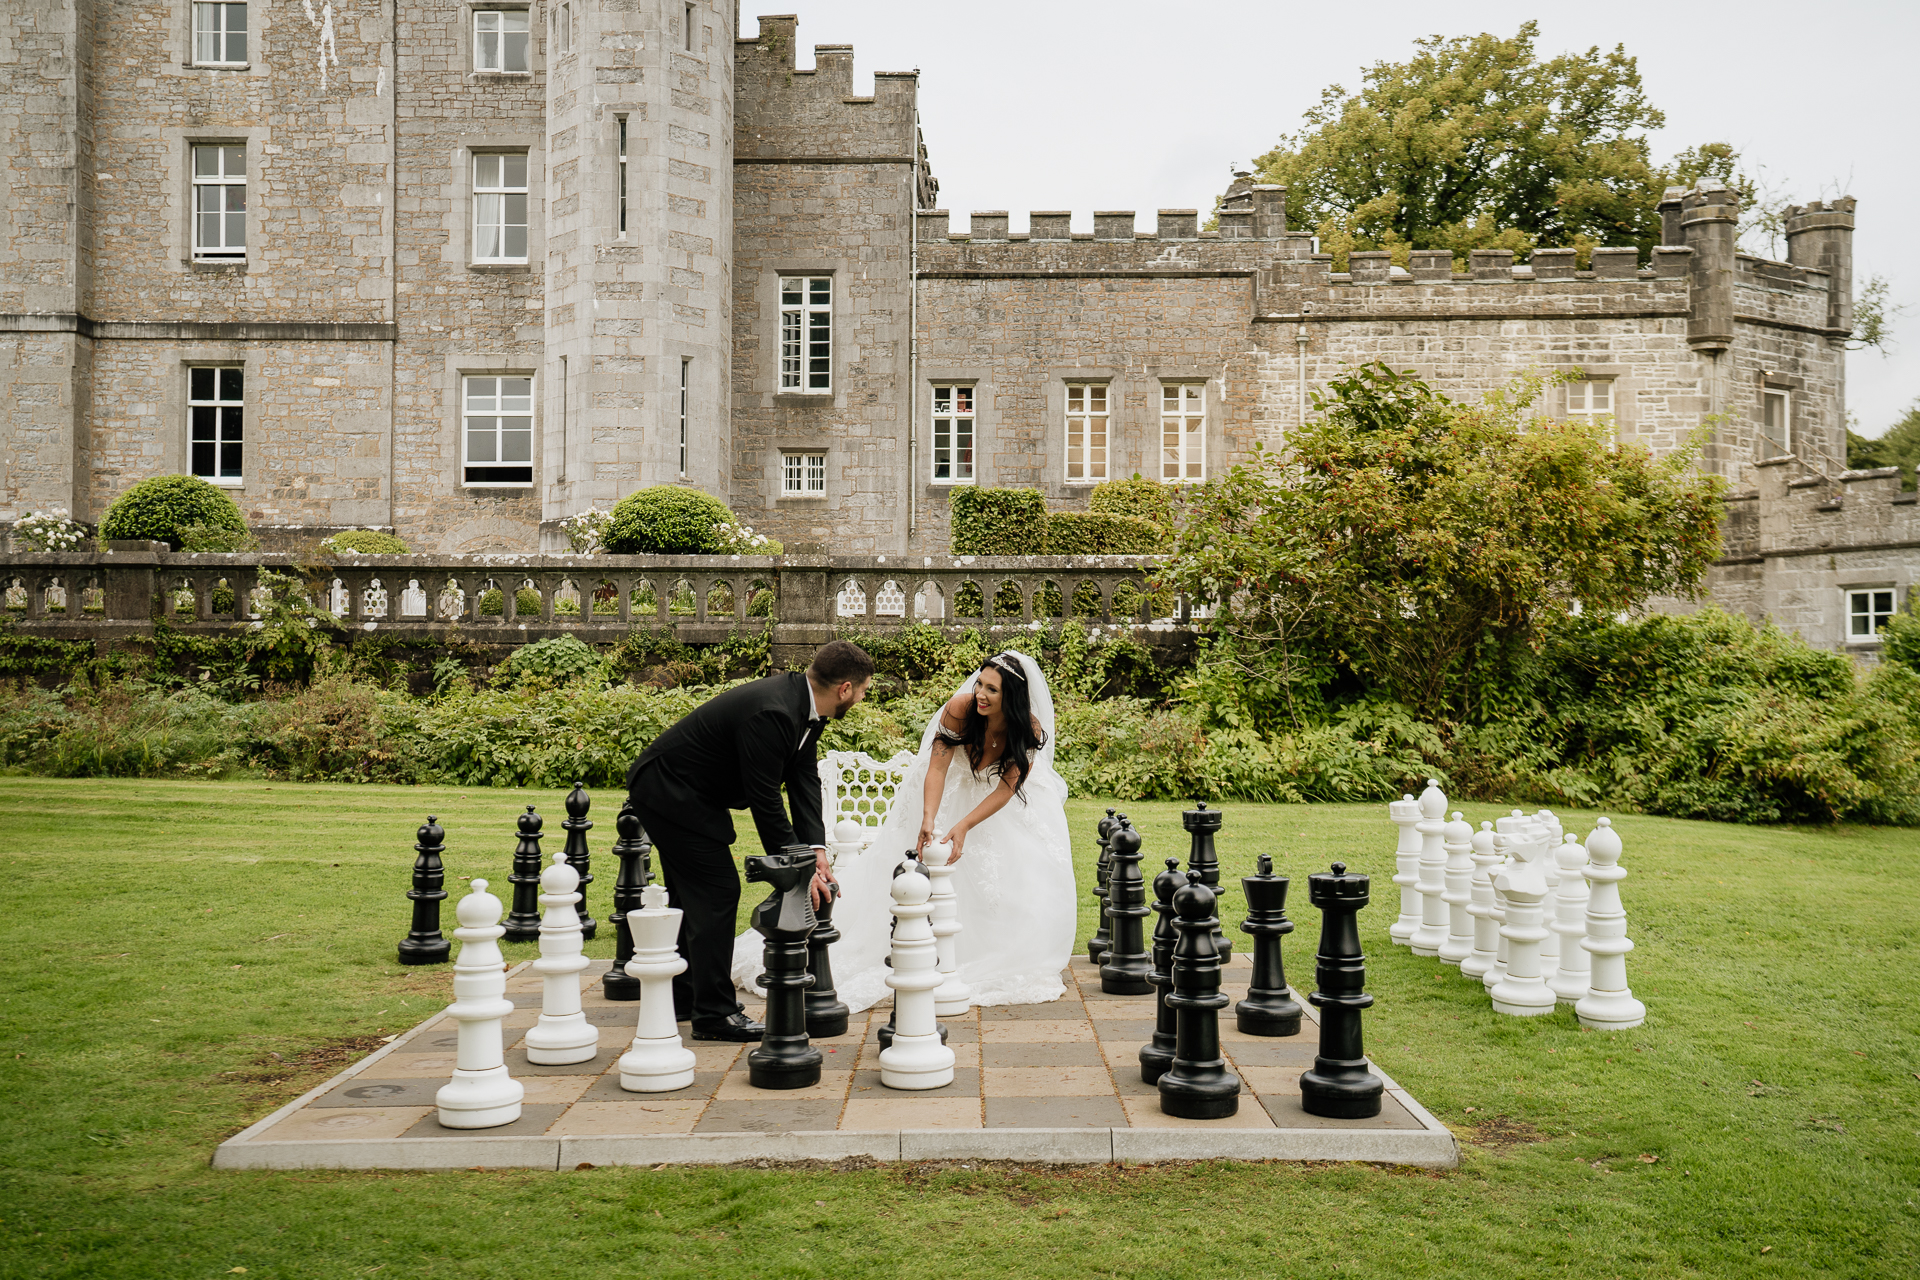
[1489,860,1556,1016]
[830,816,868,866]
[1388,794,1422,946]
[1461,822,1502,982]
[1438,811,1475,966]
[618,881,697,1091]
[1576,819,1646,1030]
[922,835,973,1017]
[1548,833,1593,1003]
[436,880,525,1129]
[878,856,955,1090]
[1409,779,1450,957]
[524,852,598,1065]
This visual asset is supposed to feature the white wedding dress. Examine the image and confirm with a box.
[730,651,1076,1012]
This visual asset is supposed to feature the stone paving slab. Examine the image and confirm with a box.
[215,956,1457,1169]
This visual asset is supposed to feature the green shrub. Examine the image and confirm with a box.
[319,529,410,556]
[1882,599,1920,671]
[1045,511,1165,555]
[178,523,260,553]
[479,587,544,616]
[502,635,602,685]
[1089,476,1178,531]
[603,486,736,555]
[949,487,1048,556]
[99,475,247,550]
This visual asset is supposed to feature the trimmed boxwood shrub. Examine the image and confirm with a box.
[603,485,735,555]
[100,475,247,549]
[1090,475,1178,531]
[320,529,410,556]
[1046,511,1165,555]
[949,486,1049,555]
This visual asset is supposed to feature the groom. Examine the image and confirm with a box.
[626,640,875,1041]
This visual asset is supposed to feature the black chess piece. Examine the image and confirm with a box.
[1158,871,1241,1120]
[1099,818,1153,995]
[1182,800,1231,960]
[560,781,596,941]
[876,853,948,1051]
[1089,807,1118,964]
[1236,853,1304,1036]
[802,848,850,1040]
[1299,861,1385,1119]
[600,802,652,1001]
[744,848,824,1089]
[1138,857,1185,1084]
[397,815,451,965]
[501,805,545,942]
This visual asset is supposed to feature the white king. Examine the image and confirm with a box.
[618,881,698,1092]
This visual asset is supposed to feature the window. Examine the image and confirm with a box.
[931,384,974,482]
[679,358,690,477]
[1161,383,1205,481]
[782,453,826,496]
[779,277,832,392]
[685,3,696,51]
[472,153,528,263]
[188,367,244,484]
[1567,378,1613,417]
[1849,589,1897,643]
[191,144,246,260]
[1064,383,1109,483]
[473,10,529,73]
[463,376,534,486]
[1762,390,1791,454]
[192,2,247,64]
[616,116,628,236]
[553,2,572,54]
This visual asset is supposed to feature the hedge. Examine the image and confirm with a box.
[602,485,736,555]
[1046,511,1165,555]
[949,486,1049,555]
[1089,476,1178,531]
[320,530,410,556]
[99,475,247,549]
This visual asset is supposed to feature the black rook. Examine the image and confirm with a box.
[1235,853,1304,1036]
[1157,871,1241,1119]
[1299,861,1385,1119]
[501,806,545,942]
[745,848,824,1089]
[600,802,652,1001]
[560,782,597,941]
[396,815,451,966]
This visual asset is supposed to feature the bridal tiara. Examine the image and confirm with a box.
[987,654,1027,684]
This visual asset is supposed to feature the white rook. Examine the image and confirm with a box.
[1576,819,1646,1031]
[923,836,973,1017]
[1489,860,1556,1016]
[1461,822,1501,983]
[1439,811,1475,966]
[435,880,524,1129]
[618,881,698,1091]
[1548,833,1593,1004]
[525,853,599,1065]
[1410,780,1450,957]
[1388,794,1421,946]
[879,856,955,1090]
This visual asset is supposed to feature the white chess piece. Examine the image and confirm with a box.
[830,816,867,868]
[1461,822,1502,982]
[1489,860,1556,1016]
[436,880,525,1129]
[1547,833,1593,1003]
[524,853,599,1065]
[1532,822,1562,974]
[922,835,973,1016]
[1388,794,1422,946]
[1438,811,1475,966]
[618,881,698,1091]
[1483,812,1529,992]
[1410,779,1450,957]
[878,857,955,1089]
[1576,818,1646,1030]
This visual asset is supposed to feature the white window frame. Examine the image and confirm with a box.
[462,375,535,487]
[1064,382,1110,484]
[191,2,248,66]
[615,116,628,237]
[472,9,530,74]
[191,144,247,261]
[1160,382,1205,482]
[187,365,245,486]
[782,452,827,496]
[930,384,975,483]
[1847,588,1897,644]
[1761,389,1791,455]
[553,2,572,55]
[679,358,690,477]
[1567,378,1614,418]
[472,152,529,264]
[779,277,832,393]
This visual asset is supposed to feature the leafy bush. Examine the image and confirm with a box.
[559,510,611,555]
[12,509,87,552]
[603,486,736,555]
[1089,477,1178,531]
[246,676,394,781]
[99,475,247,550]
[949,487,1048,556]
[479,587,544,616]
[1882,598,1920,671]
[1045,511,1165,555]
[501,635,602,685]
[319,529,409,556]
[178,523,260,553]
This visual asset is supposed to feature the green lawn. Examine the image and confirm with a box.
[1,778,1915,1279]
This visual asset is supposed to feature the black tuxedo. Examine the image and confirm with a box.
[626,671,827,1023]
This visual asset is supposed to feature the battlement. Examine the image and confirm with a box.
[736,15,921,161]
[913,209,1314,275]
[1750,455,1920,556]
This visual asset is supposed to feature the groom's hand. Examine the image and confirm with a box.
[810,844,836,908]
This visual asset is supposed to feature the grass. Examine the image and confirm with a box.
[0,777,1915,1279]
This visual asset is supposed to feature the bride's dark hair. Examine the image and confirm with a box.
[956,653,1049,802]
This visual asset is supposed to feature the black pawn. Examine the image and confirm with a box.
[744,847,824,1089]
[1158,871,1241,1120]
[501,805,545,942]
[397,815,451,966]
[1088,808,1118,964]
[561,781,597,941]
[1099,818,1153,995]
[876,853,948,1051]
[1236,853,1304,1036]
[804,875,850,1040]
[1299,861,1384,1119]
[1182,800,1231,960]
[1138,857,1184,1084]
[600,802,652,1001]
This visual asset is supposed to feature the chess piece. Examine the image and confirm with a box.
[745,847,824,1088]
[1488,859,1556,1016]
[923,836,973,1016]
[1157,872,1240,1119]
[1100,819,1153,995]
[1139,857,1184,1084]
[1533,822,1562,976]
[830,816,867,863]
[1388,794,1422,946]
[1181,800,1231,958]
[1235,853,1303,1036]
[525,852,600,1064]
[804,877,851,1039]
[1548,833,1593,1003]
[1461,822,1501,982]
[879,853,956,1089]
[1089,808,1118,964]
[501,805,545,942]
[397,814,451,966]
[617,878,697,1091]
[560,781,597,941]
[1299,862,1384,1119]
[1576,819,1646,1030]
[600,803,652,1001]
[435,879,524,1128]
[873,854,948,1052]
[1409,779,1450,957]
[1438,811,1475,966]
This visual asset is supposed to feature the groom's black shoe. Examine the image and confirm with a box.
[690,1012,766,1042]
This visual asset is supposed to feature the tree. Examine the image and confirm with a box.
[1848,400,1920,488]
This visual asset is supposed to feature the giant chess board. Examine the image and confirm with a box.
[215,956,1457,1169]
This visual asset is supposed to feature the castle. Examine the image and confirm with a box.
[0,3,1908,654]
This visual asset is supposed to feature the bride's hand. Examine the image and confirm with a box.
[915,821,936,856]
[946,824,969,863]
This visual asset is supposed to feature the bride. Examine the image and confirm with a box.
[731,650,1076,1011]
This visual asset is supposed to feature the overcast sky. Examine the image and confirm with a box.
[749,0,1917,437]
